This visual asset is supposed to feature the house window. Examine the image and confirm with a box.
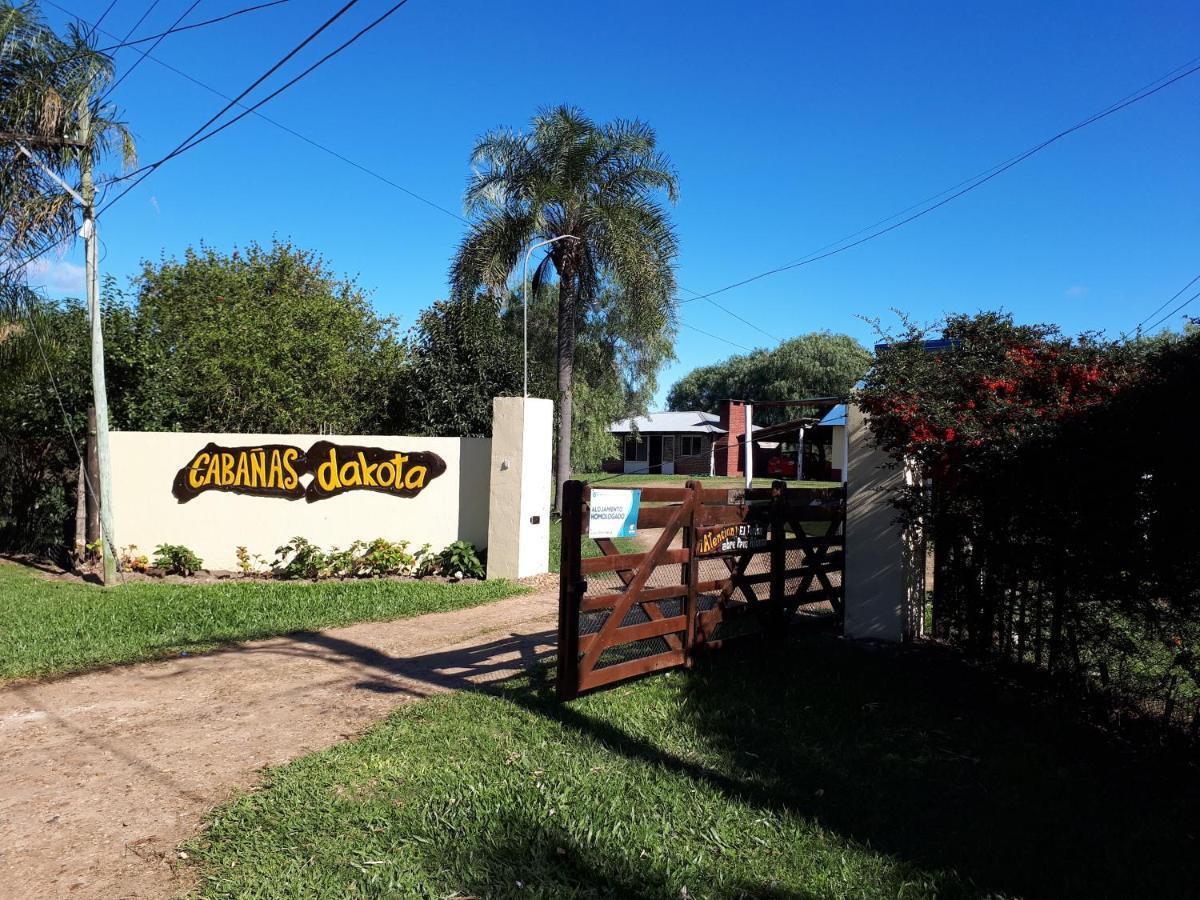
[623,435,648,462]
[677,435,704,458]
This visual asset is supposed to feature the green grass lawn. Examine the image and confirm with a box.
[0,562,526,681]
[191,633,1198,899]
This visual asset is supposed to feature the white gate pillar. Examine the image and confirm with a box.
[486,396,553,580]
[842,402,923,641]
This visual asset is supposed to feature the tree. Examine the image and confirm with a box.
[667,332,871,423]
[0,3,135,258]
[450,105,679,511]
[0,288,92,556]
[0,241,407,554]
[395,296,523,438]
[109,241,404,434]
[392,285,673,473]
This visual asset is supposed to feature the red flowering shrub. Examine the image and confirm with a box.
[858,313,1140,490]
[857,313,1198,741]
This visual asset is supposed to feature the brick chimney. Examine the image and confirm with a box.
[716,400,746,476]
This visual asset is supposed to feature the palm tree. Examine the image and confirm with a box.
[451,105,679,511]
[1,3,135,260]
[1,4,135,382]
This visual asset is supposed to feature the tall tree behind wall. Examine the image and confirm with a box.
[113,241,404,434]
[393,285,673,472]
[0,241,406,555]
[666,332,871,423]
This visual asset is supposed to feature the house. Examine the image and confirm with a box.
[605,399,848,482]
[606,410,726,475]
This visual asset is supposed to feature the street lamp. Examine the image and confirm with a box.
[521,235,578,398]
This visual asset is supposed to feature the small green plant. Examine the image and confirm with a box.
[324,543,362,579]
[83,538,103,561]
[153,543,204,576]
[359,538,413,576]
[413,543,437,577]
[235,546,255,577]
[273,537,327,580]
[120,545,149,573]
[436,541,485,580]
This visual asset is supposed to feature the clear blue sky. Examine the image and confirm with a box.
[32,0,1200,405]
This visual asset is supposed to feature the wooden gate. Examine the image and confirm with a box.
[557,479,845,699]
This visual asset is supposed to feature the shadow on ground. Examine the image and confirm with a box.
[281,625,1198,898]
[529,635,1199,898]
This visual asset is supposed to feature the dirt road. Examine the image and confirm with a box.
[0,589,558,899]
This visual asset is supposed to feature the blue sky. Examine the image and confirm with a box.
[32,0,1200,405]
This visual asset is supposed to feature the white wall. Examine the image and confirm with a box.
[109,431,491,571]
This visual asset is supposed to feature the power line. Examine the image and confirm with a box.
[1132,272,1200,334]
[29,2,288,80]
[676,56,1200,309]
[1142,285,1200,334]
[85,0,119,41]
[100,0,202,102]
[103,0,413,214]
[55,8,776,356]
[97,1,291,54]
[679,321,756,353]
[111,0,163,46]
[49,0,467,225]
[98,0,411,215]
[676,285,779,343]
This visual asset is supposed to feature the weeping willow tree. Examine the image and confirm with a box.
[450,105,679,511]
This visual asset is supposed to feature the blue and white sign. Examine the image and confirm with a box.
[589,488,641,538]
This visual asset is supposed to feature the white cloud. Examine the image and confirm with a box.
[149,195,160,214]
[1065,285,1089,299]
[27,258,85,295]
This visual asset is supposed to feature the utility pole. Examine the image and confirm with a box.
[10,99,119,583]
[77,97,117,584]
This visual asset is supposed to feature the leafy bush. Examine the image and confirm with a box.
[359,538,414,576]
[324,543,363,579]
[272,537,327,580]
[437,541,485,580]
[265,537,486,581]
[859,313,1199,734]
[153,543,203,576]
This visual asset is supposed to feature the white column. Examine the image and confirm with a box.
[486,397,553,580]
[743,403,754,488]
[842,403,922,641]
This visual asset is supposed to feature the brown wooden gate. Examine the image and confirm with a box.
[557,479,845,699]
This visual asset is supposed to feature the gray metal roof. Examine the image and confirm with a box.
[609,410,726,434]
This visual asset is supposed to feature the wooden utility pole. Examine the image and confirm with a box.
[76,97,117,584]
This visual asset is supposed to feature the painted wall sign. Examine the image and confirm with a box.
[697,520,769,555]
[305,441,446,502]
[588,488,641,538]
[171,441,446,504]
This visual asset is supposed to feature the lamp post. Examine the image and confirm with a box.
[521,235,578,398]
